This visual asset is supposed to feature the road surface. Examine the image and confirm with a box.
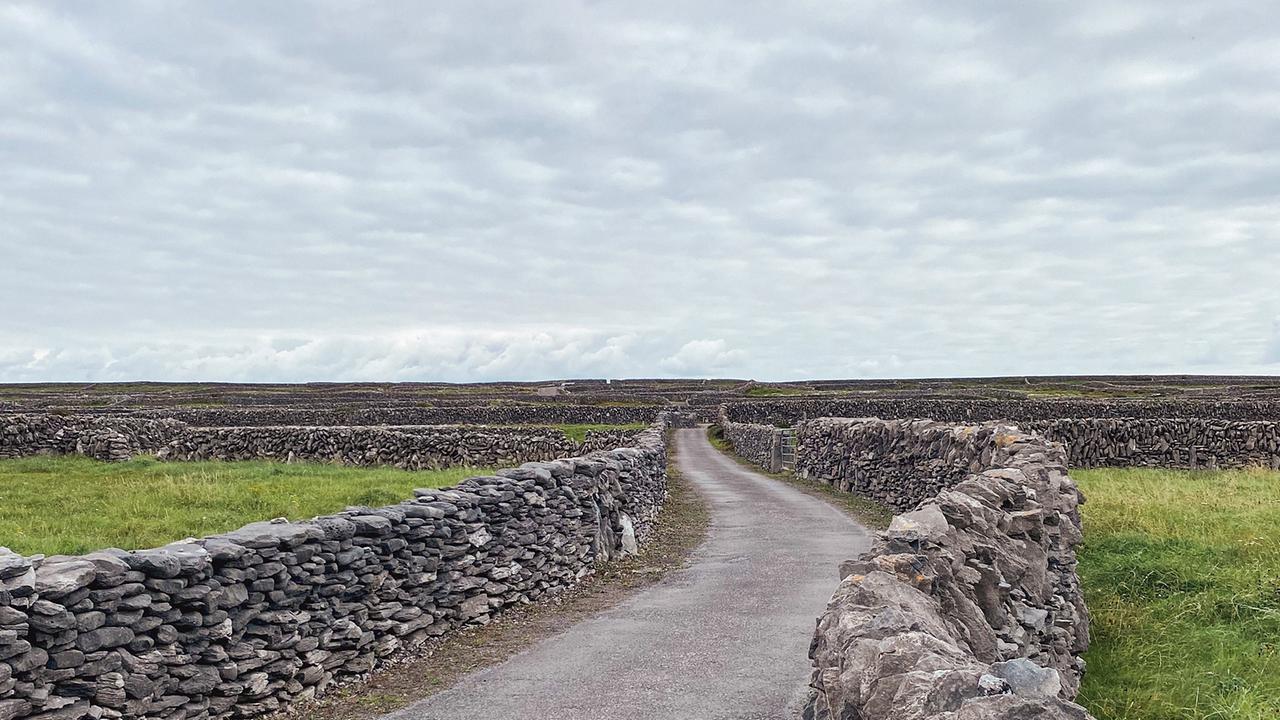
[383,427,871,720]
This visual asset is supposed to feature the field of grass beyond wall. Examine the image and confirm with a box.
[0,456,493,556]
[1074,467,1280,720]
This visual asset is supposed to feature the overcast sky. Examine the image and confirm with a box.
[1,1,1277,382]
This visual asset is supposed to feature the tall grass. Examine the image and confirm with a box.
[1074,466,1280,719]
[0,456,491,556]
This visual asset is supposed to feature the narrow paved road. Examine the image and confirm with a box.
[383,427,870,720]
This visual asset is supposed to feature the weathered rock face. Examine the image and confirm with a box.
[0,420,671,720]
[799,418,1093,720]
[0,415,184,461]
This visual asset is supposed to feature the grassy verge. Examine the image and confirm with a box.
[705,425,893,530]
[1074,466,1280,720]
[0,456,492,556]
[277,431,711,719]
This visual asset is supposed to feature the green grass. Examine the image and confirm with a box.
[0,456,492,556]
[1074,466,1280,720]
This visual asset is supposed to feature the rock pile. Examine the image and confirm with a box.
[799,418,1093,720]
[0,420,671,720]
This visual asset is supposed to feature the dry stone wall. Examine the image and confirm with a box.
[717,411,784,472]
[1025,418,1280,469]
[0,420,671,720]
[799,418,1093,720]
[128,405,662,427]
[0,415,184,462]
[0,414,645,471]
[726,401,1280,470]
[725,398,1280,425]
[155,426,640,470]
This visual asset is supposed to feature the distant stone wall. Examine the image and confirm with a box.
[725,398,1280,425]
[724,401,1280,470]
[0,414,184,462]
[0,414,644,470]
[157,425,640,470]
[1026,418,1280,469]
[660,412,699,429]
[0,420,672,720]
[799,418,1092,719]
[129,405,663,427]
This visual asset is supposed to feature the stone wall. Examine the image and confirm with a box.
[0,414,646,471]
[726,401,1280,471]
[716,410,783,472]
[128,405,662,427]
[0,415,184,462]
[725,397,1280,425]
[1026,418,1280,469]
[799,418,1093,719]
[156,425,641,470]
[0,420,671,720]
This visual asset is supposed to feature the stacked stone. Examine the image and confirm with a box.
[718,412,782,472]
[576,430,650,454]
[740,402,1280,472]
[802,418,1093,720]
[725,397,1280,425]
[1,416,648,470]
[795,418,983,512]
[0,420,670,720]
[72,430,132,463]
[662,413,699,429]
[126,405,663,428]
[1025,418,1280,469]
[0,415,184,462]
[156,426,643,471]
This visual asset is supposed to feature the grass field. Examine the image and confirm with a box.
[1074,467,1280,720]
[0,456,492,556]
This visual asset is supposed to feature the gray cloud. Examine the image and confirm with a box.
[1,1,1277,381]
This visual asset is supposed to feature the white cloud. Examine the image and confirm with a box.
[659,340,747,377]
[1,1,1278,381]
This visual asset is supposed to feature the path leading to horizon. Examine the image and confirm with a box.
[382,427,871,720]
